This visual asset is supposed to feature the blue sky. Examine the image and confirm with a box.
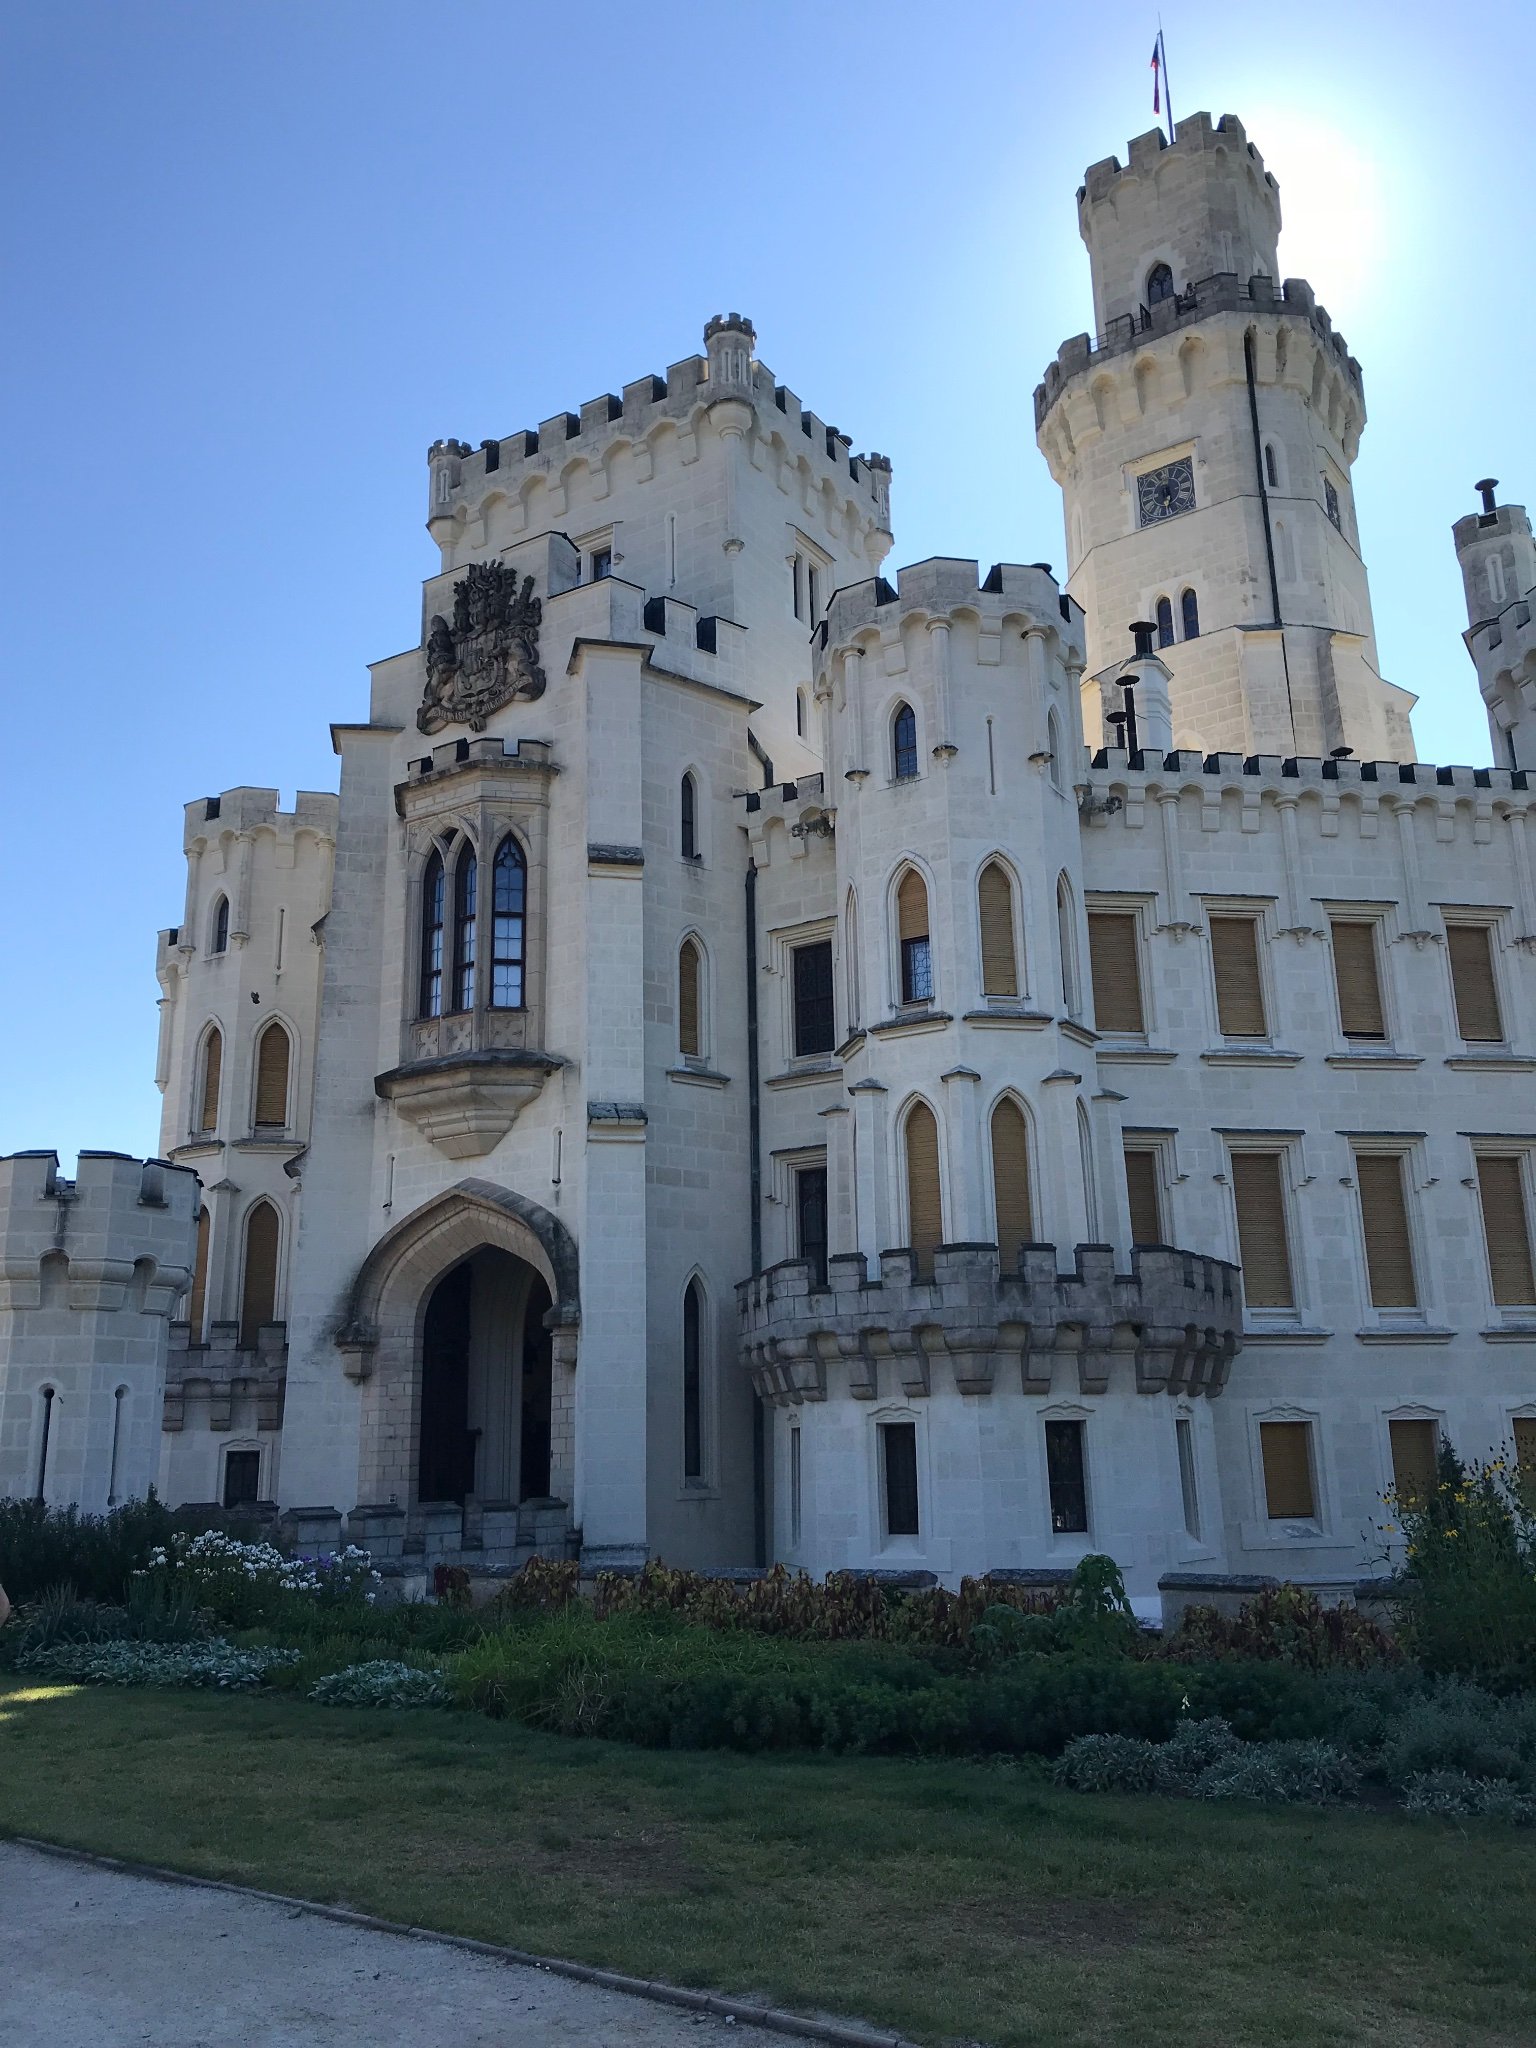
[2,0,1530,1166]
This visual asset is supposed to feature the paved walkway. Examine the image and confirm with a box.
[0,1841,803,2047]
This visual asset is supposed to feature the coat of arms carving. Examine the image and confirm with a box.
[417,563,545,735]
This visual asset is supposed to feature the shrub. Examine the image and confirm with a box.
[0,1495,180,1603]
[1192,1738,1360,1806]
[432,1564,472,1609]
[309,1660,449,1709]
[138,1532,380,1628]
[1052,1732,1162,1793]
[483,1555,580,1616]
[1167,1585,1397,1671]
[1178,1658,1339,1742]
[0,1576,209,1667]
[1386,1442,1536,1684]
[1403,1770,1536,1824]
[1376,1678,1534,1790]
[19,1639,298,1689]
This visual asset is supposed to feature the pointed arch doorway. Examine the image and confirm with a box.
[418,1250,553,1505]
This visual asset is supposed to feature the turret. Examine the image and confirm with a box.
[1455,478,1536,769]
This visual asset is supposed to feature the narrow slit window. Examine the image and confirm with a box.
[1045,1419,1089,1534]
[188,1207,210,1342]
[796,1165,829,1287]
[682,1279,704,1481]
[197,1028,223,1134]
[490,836,526,1009]
[789,1426,802,1547]
[680,773,698,860]
[419,849,446,1019]
[678,940,703,1059]
[1181,587,1200,640]
[1264,442,1279,489]
[1176,1417,1200,1539]
[1155,595,1174,648]
[211,897,229,954]
[452,848,477,1012]
[881,1422,920,1537]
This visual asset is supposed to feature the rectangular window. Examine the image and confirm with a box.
[795,1165,829,1287]
[881,1423,920,1538]
[1230,1152,1295,1309]
[589,546,613,581]
[1124,1146,1163,1245]
[1477,1155,1536,1306]
[792,940,836,1056]
[807,564,820,620]
[1356,1153,1418,1309]
[1045,1419,1089,1534]
[1330,920,1386,1039]
[1259,1420,1316,1520]
[1209,915,1267,1037]
[1176,1417,1200,1540]
[1447,925,1504,1043]
[790,1426,802,1547]
[1388,1418,1438,1506]
[792,552,804,621]
[901,936,933,1005]
[223,1449,260,1510]
[1086,911,1145,1034]
[1514,1416,1536,1479]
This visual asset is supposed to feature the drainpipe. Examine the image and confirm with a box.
[745,857,766,1565]
[1245,327,1297,749]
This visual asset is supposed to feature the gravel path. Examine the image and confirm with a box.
[0,1841,816,2047]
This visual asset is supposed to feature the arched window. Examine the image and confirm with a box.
[896,870,932,1004]
[991,1098,1034,1269]
[1048,707,1065,792]
[452,847,477,1011]
[1155,596,1175,648]
[682,1278,704,1481]
[978,861,1018,997]
[419,849,446,1018]
[680,772,698,859]
[253,1021,290,1129]
[188,1207,210,1342]
[904,1101,943,1280]
[490,836,526,1008]
[1146,262,1175,305]
[240,1200,279,1347]
[1057,875,1080,1017]
[1181,588,1200,640]
[892,701,918,781]
[678,938,703,1058]
[197,1027,222,1134]
[210,896,229,955]
[1264,442,1280,490]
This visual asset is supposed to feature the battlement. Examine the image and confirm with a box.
[814,557,1084,663]
[0,1149,200,1312]
[426,317,890,552]
[165,1318,286,1433]
[182,785,338,853]
[1088,744,1528,794]
[1034,271,1362,431]
[1080,112,1278,208]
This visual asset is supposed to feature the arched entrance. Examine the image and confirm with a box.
[418,1249,554,1505]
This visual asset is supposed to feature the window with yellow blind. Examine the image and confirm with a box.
[897,870,933,1005]
[239,1201,280,1347]
[1259,1419,1316,1520]
[188,1208,211,1343]
[904,1102,943,1280]
[678,939,703,1058]
[1476,1155,1536,1305]
[1514,1416,1536,1479]
[1230,1152,1295,1309]
[1123,1147,1163,1246]
[253,1022,290,1129]
[1447,924,1504,1043]
[1086,910,1144,1034]
[1209,915,1267,1037]
[977,862,1018,997]
[1330,920,1386,1040]
[1388,1418,1439,1506]
[990,1098,1033,1269]
[1355,1153,1418,1309]
[197,1028,223,1134]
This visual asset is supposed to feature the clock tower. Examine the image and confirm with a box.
[1035,113,1415,762]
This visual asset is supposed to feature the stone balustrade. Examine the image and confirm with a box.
[738,1242,1242,1406]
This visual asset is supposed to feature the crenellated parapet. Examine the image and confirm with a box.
[739,1242,1242,1406]
[0,1150,200,1312]
[164,1318,286,1434]
[815,557,1085,669]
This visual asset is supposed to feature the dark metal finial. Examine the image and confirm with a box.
[1130,619,1156,659]
[1476,478,1500,517]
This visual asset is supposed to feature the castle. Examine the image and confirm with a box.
[4,112,1534,1609]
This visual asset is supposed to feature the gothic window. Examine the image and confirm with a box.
[1146,262,1175,305]
[904,1101,943,1280]
[253,1021,290,1129]
[490,836,526,1009]
[1264,442,1280,490]
[419,849,446,1019]
[680,772,698,860]
[978,862,1018,997]
[239,1200,280,1347]
[1181,587,1200,640]
[844,887,862,1028]
[990,1097,1034,1269]
[452,848,477,1012]
[197,1027,223,1134]
[682,1278,704,1480]
[678,938,703,1058]
[896,870,932,1005]
[210,896,229,954]
[1155,596,1175,647]
[892,702,919,781]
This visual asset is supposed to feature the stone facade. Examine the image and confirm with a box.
[4,110,1533,1612]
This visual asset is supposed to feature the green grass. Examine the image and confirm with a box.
[3,1677,1533,2048]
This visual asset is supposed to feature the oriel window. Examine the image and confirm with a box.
[452,849,477,1012]
[419,850,446,1019]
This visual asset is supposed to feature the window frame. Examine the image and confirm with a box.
[1084,895,1152,1040]
[893,867,935,1010]
[899,1095,945,1278]
[1383,1410,1442,1513]
[1442,912,1509,1049]
[1349,1139,1429,1328]
[1041,1412,1092,1545]
[1180,587,1200,640]
[489,833,527,1011]
[677,934,708,1065]
[221,1444,263,1511]
[1203,900,1274,1044]
[891,700,920,783]
[680,1274,714,1491]
[976,856,1024,1002]
[790,936,836,1059]
[1253,1410,1324,1533]
[988,1091,1036,1271]
[251,1017,293,1133]
[238,1198,282,1349]
[418,845,448,1021]
[1325,907,1394,1047]
[1225,1141,1306,1329]
[209,895,230,955]
[1122,1136,1168,1247]
[873,1408,924,1548]
[679,770,700,863]
[1175,1413,1201,1543]
[1471,1145,1536,1316]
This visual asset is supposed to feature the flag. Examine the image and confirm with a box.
[1151,34,1163,115]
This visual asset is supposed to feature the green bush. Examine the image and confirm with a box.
[1054,1720,1356,1806]
[1387,1442,1536,1684]
[1192,1739,1360,1806]
[19,1639,299,1689]
[0,1576,209,1667]
[1375,1679,1535,1790]
[0,1496,183,1603]
[309,1660,449,1709]
[1403,1770,1536,1824]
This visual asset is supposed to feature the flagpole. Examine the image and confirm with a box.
[1159,25,1174,142]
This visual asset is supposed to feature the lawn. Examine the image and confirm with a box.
[3,1677,1532,2048]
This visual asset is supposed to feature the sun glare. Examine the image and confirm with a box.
[1241,106,1398,314]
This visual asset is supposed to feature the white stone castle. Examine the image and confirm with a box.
[4,112,1534,1608]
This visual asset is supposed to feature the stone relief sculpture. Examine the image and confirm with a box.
[418,562,545,734]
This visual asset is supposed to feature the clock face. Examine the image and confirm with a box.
[1136,457,1196,527]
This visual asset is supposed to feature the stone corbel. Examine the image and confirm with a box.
[888,1325,933,1398]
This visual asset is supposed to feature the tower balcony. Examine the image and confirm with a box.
[739,1243,1242,1406]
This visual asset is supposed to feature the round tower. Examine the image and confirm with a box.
[1454,478,1536,768]
[1035,112,1415,766]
